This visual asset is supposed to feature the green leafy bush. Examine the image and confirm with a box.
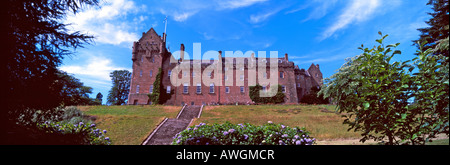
[15,106,110,145]
[36,121,111,145]
[319,32,449,145]
[172,122,315,145]
[249,84,285,104]
[300,86,329,104]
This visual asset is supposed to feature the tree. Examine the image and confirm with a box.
[107,70,132,105]
[1,0,99,112]
[1,0,99,144]
[249,84,285,104]
[413,0,449,58]
[300,86,329,104]
[96,92,103,105]
[55,71,96,106]
[319,32,448,145]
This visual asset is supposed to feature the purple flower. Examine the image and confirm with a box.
[228,129,235,133]
[79,122,84,126]
[105,137,110,141]
[295,140,301,145]
[268,121,273,124]
[282,134,288,138]
[90,123,96,127]
[223,131,229,136]
[244,134,249,140]
[281,125,286,129]
[294,135,300,139]
[103,130,107,134]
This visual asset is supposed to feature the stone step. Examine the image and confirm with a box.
[144,105,202,145]
[177,105,201,120]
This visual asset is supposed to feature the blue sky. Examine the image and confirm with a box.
[59,0,432,104]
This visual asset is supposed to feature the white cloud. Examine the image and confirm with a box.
[249,6,285,24]
[60,56,131,83]
[218,0,268,9]
[250,10,278,24]
[173,11,198,22]
[320,0,381,40]
[65,0,144,46]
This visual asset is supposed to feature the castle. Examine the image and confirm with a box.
[127,28,323,105]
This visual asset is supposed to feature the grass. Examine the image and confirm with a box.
[78,105,180,145]
[78,104,448,145]
[191,104,362,141]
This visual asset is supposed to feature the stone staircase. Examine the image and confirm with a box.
[143,105,202,145]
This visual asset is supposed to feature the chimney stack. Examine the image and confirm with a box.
[180,43,185,61]
[285,53,288,61]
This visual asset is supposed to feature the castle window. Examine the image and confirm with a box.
[166,86,171,93]
[281,85,286,93]
[263,72,267,78]
[240,86,245,93]
[168,70,172,77]
[297,75,300,79]
[192,71,195,77]
[278,59,282,63]
[297,83,301,88]
[280,71,284,78]
[152,57,155,63]
[139,70,143,77]
[209,83,214,93]
[183,71,187,77]
[141,56,144,62]
[316,73,319,78]
[136,85,140,93]
[240,75,244,81]
[149,85,153,93]
[225,87,230,93]
[262,86,266,92]
[149,70,153,77]
[197,83,201,94]
[183,83,188,94]
[224,75,228,80]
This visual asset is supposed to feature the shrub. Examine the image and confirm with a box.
[172,122,315,145]
[15,106,110,145]
[36,121,111,145]
[249,84,285,104]
[300,87,329,104]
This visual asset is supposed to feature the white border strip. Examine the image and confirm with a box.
[141,117,168,145]
[176,104,187,119]
[197,105,204,118]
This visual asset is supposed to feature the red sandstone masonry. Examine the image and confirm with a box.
[128,28,323,105]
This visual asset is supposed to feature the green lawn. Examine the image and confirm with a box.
[79,104,448,145]
[79,105,180,145]
[192,104,362,140]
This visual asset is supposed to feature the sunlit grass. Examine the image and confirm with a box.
[193,104,361,140]
[79,105,180,145]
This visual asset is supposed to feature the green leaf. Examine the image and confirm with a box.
[363,102,370,109]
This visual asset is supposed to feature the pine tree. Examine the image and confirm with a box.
[413,0,449,57]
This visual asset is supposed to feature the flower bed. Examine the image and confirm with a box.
[37,121,111,145]
[172,121,315,145]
